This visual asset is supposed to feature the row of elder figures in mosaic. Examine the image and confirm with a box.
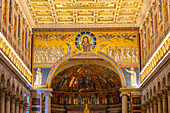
[106,46,139,64]
[33,45,65,64]
[33,45,139,64]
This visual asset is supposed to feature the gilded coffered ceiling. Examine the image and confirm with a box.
[26,0,144,25]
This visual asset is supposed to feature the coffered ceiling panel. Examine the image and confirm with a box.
[26,0,144,24]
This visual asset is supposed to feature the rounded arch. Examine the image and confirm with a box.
[12,83,15,94]
[157,82,161,92]
[16,87,19,98]
[46,52,126,88]
[143,95,145,102]
[7,79,10,91]
[153,86,156,95]
[146,92,149,100]
[20,90,23,99]
[1,74,5,87]
[150,89,152,98]
[162,77,166,89]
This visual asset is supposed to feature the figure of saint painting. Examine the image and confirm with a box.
[75,32,96,52]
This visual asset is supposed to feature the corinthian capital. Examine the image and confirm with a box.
[0,85,6,92]
[157,93,162,102]
[120,92,130,97]
[161,89,167,98]
[152,96,157,105]
[5,91,12,100]
[167,86,170,96]
[10,94,16,102]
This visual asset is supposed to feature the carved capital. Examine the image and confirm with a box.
[146,102,150,109]
[120,92,130,97]
[10,94,16,102]
[0,87,6,92]
[44,92,53,97]
[161,90,167,99]
[0,91,5,97]
[148,99,153,106]
[23,100,28,109]
[165,86,170,93]
[19,99,24,107]
[157,92,162,97]
[0,86,6,97]
[142,104,147,111]
[143,103,147,108]
[152,96,157,105]
[5,91,12,101]
[15,98,20,105]
[146,101,150,106]
[166,86,170,96]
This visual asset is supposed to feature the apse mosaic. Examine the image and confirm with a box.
[51,65,121,105]
[51,65,121,91]
[33,28,139,88]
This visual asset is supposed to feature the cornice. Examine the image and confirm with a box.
[0,55,32,91]
[34,23,139,29]
[139,52,170,90]
[17,0,35,29]
[138,0,152,29]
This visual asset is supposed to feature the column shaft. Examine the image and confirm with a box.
[147,104,150,113]
[158,98,162,113]
[162,94,167,113]
[6,95,10,113]
[153,101,158,113]
[20,106,23,113]
[143,104,147,113]
[122,95,128,113]
[150,102,153,113]
[23,105,26,113]
[0,92,5,113]
[45,95,51,113]
[15,102,19,113]
[11,98,15,113]
[168,92,170,113]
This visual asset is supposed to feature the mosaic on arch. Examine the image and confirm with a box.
[33,28,140,88]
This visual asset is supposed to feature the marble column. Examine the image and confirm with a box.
[168,89,170,113]
[146,102,150,113]
[23,102,27,113]
[0,88,5,113]
[19,100,23,113]
[15,98,20,113]
[153,97,158,113]
[5,91,11,113]
[122,94,128,113]
[150,100,153,113]
[157,95,162,113]
[162,92,167,113]
[143,104,147,113]
[11,95,16,113]
[45,92,52,113]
